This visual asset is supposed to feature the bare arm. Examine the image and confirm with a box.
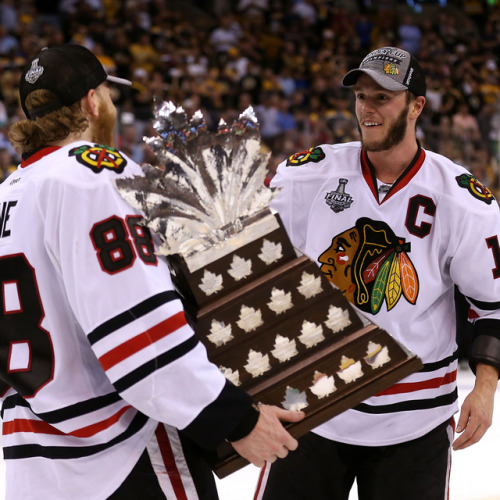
[230,404,305,467]
[453,363,498,450]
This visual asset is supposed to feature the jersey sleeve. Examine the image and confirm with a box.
[270,158,319,253]
[449,200,500,373]
[37,157,256,448]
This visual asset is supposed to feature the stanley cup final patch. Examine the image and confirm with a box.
[325,179,354,213]
[69,144,127,174]
[25,58,44,84]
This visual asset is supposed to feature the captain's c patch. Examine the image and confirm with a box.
[456,173,494,205]
[69,144,127,174]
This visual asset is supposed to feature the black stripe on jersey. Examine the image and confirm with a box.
[353,388,458,414]
[38,392,122,423]
[3,411,149,460]
[88,290,180,344]
[113,334,199,393]
[1,393,30,418]
[2,392,122,424]
[466,296,500,311]
[418,349,458,372]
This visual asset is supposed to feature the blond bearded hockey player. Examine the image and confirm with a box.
[0,44,304,500]
[256,47,500,500]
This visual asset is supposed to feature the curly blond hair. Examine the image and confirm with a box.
[9,90,89,155]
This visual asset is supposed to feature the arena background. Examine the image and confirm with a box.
[2,0,500,498]
[2,0,500,191]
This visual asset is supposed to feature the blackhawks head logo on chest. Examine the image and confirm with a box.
[318,217,419,314]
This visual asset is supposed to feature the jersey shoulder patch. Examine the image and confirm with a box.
[68,144,128,174]
[455,173,495,205]
[286,146,325,167]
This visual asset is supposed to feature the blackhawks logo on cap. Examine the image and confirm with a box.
[69,144,127,173]
[384,62,399,76]
[455,173,494,205]
[286,146,325,167]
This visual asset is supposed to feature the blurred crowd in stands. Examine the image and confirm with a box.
[1,0,500,192]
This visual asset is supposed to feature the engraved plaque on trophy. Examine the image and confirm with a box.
[116,101,422,478]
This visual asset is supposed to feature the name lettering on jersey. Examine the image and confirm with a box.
[318,217,419,315]
[286,146,325,166]
[69,144,127,174]
[9,178,21,186]
[456,173,494,205]
[0,200,17,238]
[325,178,354,213]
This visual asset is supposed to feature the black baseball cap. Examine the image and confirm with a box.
[20,44,131,120]
[342,47,426,97]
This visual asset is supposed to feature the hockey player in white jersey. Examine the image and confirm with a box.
[0,44,304,500]
[256,47,500,500]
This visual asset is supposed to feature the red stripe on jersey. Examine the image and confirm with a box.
[155,424,189,500]
[360,147,426,203]
[70,405,133,437]
[360,149,378,200]
[20,146,61,168]
[99,311,187,370]
[384,148,426,200]
[3,419,65,436]
[468,309,479,320]
[376,370,457,396]
[3,405,133,438]
[253,462,270,500]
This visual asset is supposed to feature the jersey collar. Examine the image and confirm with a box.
[21,146,61,168]
[361,142,426,204]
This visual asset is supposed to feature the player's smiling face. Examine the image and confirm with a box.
[353,74,410,152]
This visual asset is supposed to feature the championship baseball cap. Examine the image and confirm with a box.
[20,44,132,120]
[342,47,426,97]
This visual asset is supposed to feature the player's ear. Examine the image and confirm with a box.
[410,95,425,120]
[81,88,99,118]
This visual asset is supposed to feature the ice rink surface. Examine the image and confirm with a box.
[0,366,498,499]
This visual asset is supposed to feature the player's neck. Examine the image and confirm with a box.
[49,129,93,148]
[365,136,419,184]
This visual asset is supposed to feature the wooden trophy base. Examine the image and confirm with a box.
[167,217,422,478]
[204,323,421,478]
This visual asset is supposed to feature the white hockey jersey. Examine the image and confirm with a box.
[271,142,500,446]
[0,142,253,499]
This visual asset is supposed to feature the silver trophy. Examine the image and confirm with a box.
[116,101,422,477]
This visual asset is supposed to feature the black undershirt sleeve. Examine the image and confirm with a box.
[469,318,500,377]
[181,379,260,450]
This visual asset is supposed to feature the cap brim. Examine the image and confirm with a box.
[342,68,407,92]
[107,75,132,86]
